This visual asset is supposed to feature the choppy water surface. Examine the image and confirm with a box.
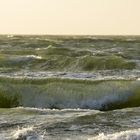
[0,35,140,140]
[0,107,140,140]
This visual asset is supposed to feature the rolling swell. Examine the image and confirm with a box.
[0,78,140,111]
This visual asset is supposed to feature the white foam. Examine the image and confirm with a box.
[11,126,34,139]
[7,35,14,38]
[35,47,48,50]
[126,38,136,41]
[88,128,140,140]
[25,55,42,59]
[14,107,97,112]
[9,126,46,140]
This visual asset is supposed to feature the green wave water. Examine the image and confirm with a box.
[0,35,140,140]
[0,35,139,72]
[0,78,139,111]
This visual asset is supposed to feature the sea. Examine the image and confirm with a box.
[0,35,140,140]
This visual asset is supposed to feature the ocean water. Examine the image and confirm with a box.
[0,35,140,140]
[0,107,140,140]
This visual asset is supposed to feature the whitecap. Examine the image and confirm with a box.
[7,35,14,38]
[25,55,42,59]
[11,126,34,139]
[9,126,46,140]
[88,128,140,140]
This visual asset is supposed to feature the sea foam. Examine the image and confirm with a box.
[9,126,46,140]
[88,128,140,140]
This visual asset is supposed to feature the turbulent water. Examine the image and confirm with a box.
[0,35,140,140]
[0,107,140,140]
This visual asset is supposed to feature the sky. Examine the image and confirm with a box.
[0,0,140,35]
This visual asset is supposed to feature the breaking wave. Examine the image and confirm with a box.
[16,81,140,110]
[0,79,139,111]
[9,126,44,140]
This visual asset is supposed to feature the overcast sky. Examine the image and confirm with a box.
[0,0,140,35]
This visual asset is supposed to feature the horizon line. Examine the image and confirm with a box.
[0,33,140,36]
